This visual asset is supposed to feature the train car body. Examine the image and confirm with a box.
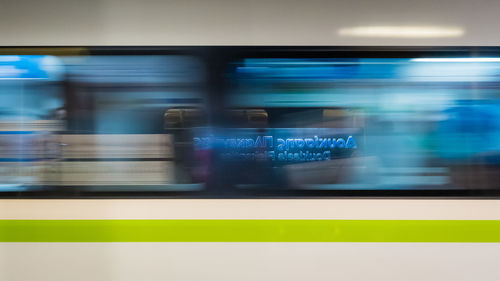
[2,0,500,280]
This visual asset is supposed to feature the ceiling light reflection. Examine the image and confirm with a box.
[338,26,464,38]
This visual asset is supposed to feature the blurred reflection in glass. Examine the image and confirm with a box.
[4,53,500,193]
[223,58,500,190]
[59,56,207,191]
[0,55,63,191]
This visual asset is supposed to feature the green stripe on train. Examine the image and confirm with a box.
[1,220,500,242]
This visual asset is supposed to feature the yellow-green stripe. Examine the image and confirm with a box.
[1,220,500,242]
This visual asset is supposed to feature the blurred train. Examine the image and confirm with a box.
[2,47,500,281]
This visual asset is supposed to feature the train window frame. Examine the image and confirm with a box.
[1,46,500,198]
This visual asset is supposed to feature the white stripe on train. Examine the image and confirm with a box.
[1,199,499,220]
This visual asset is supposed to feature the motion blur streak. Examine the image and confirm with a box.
[412,58,500,62]
[338,26,464,38]
[3,49,500,194]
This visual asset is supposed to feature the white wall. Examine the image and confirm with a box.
[1,0,499,46]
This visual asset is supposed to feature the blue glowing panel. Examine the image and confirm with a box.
[0,55,62,80]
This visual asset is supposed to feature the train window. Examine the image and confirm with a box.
[0,52,209,194]
[2,47,500,197]
[219,56,500,192]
